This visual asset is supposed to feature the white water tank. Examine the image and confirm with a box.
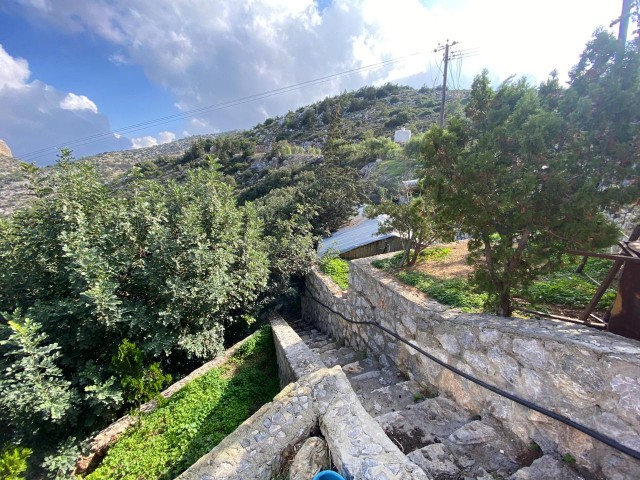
[394,128,411,144]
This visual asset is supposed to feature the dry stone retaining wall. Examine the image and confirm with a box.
[302,259,640,479]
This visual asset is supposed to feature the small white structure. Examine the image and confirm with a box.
[393,128,412,144]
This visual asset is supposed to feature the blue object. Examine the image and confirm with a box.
[313,471,345,480]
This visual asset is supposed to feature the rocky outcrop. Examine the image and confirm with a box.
[0,139,12,157]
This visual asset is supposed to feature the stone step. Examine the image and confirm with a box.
[508,454,584,480]
[314,342,340,354]
[341,358,381,378]
[403,418,523,479]
[306,335,331,348]
[319,346,360,367]
[348,368,405,396]
[375,396,471,454]
[358,380,424,417]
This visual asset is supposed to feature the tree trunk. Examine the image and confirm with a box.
[407,244,422,266]
[498,289,512,317]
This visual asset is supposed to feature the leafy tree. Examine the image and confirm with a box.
[367,195,452,267]
[255,186,316,300]
[0,155,271,471]
[0,314,77,437]
[420,69,621,316]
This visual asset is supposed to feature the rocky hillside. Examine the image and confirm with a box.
[80,133,222,180]
[0,154,32,217]
[0,84,466,216]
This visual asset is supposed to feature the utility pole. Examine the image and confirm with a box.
[435,40,457,127]
[614,0,633,65]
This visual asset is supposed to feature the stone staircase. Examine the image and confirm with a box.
[288,318,585,480]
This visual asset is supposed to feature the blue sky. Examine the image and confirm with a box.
[0,0,625,165]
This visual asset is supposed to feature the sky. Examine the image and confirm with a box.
[0,0,626,165]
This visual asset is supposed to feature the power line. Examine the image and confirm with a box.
[17,51,430,162]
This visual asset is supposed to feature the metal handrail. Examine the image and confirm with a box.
[305,290,640,462]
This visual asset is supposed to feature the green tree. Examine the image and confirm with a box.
[0,314,76,441]
[420,70,620,316]
[367,195,452,267]
[0,155,271,471]
[111,339,171,408]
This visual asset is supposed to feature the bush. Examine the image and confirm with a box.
[319,253,350,289]
[0,446,31,480]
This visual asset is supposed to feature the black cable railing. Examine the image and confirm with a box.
[304,289,640,462]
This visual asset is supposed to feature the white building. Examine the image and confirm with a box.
[393,128,412,144]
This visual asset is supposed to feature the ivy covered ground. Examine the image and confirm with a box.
[87,325,280,480]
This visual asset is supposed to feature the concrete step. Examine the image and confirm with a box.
[319,346,360,368]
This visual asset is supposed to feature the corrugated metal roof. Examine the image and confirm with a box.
[317,208,400,257]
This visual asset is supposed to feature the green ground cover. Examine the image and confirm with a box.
[87,325,280,480]
[372,247,616,314]
[319,254,350,289]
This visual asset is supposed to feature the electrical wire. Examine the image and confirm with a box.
[16,51,431,162]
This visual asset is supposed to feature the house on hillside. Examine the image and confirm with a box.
[318,207,403,260]
[393,128,411,144]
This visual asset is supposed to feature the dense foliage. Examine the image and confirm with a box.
[419,32,638,316]
[0,153,284,476]
[87,325,279,480]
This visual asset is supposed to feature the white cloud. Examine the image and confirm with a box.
[131,136,158,149]
[60,92,98,113]
[0,44,130,164]
[157,131,176,144]
[7,1,626,145]
[131,130,176,149]
[0,44,30,89]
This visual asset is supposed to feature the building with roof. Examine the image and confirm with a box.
[317,207,404,260]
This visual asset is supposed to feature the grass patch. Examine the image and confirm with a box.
[397,271,487,312]
[520,256,616,310]
[371,246,451,270]
[87,325,280,480]
[372,246,482,312]
[319,255,350,289]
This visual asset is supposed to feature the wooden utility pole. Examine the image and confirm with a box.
[435,40,457,127]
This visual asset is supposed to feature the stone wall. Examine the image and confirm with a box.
[178,313,428,479]
[302,259,640,479]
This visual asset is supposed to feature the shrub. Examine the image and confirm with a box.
[319,252,349,289]
[0,446,31,480]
